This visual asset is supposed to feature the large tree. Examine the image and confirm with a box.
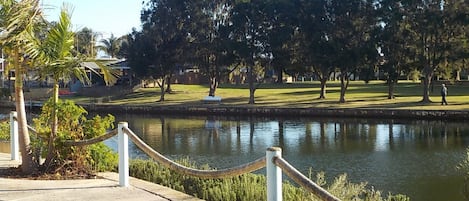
[229,0,275,104]
[98,33,124,58]
[74,27,99,58]
[128,0,191,101]
[405,0,466,103]
[25,6,116,170]
[377,0,414,99]
[0,0,42,173]
[186,0,236,97]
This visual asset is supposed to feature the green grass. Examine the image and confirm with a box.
[67,80,469,111]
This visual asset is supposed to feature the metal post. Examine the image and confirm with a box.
[118,122,129,187]
[10,111,19,161]
[267,147,282,201]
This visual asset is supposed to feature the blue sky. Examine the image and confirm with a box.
[41,0,143,38]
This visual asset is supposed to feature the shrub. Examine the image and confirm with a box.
[0,121,9,141]
[32,98,117,174]
[129,159,409,201]
[457,148,469,200]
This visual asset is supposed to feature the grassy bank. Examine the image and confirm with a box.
[68,81,469,111]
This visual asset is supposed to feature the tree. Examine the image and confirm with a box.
[327,0,377,103]
[293,0,336,99]
[74,27,99,58]
[186,0,236,97]
[128,0,190,102]
[405,0,465,103]
[98,33,124,58]
[0,0,42,174]
[376,0,414,99]
[229,0,274,104]
[25,5,115,170]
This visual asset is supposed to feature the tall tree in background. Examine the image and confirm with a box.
[406,0,462,103]
[132,0,191,101]
[187,0,236,97]
[377,0,414,99]
[229,0,273,104]
[74,27,99,58]
[293,0,336,99]
[329,0,377,103]
[98,34,123,58]
[0,0,42,173]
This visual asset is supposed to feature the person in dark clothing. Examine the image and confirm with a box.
[441,83,448,105]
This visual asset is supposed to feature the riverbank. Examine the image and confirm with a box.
[2,100,469,120]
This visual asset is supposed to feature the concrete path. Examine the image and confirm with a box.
[0,153,203,201]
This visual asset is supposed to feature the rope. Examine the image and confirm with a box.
[123,126,266,179]
[63,129,118,147]
[273,156,341,201]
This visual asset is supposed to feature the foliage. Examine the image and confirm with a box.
[129,159,408,201]
[457,148,469,200]
[32,98,117,173]
[0,121,9,141]
[125,0,468,105]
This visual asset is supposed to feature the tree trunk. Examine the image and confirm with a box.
[208,76,218,97]
[339,74,348,103]
[276,66,283,84]
[319,77,327,99]
[387,80,395,99]
[13,49,37,174]
[44,82,59,170]
[248,66,255,104]
[165,74,172,93]
[421,66,433,103]
[158,78,166,102]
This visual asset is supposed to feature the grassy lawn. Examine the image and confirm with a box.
[67,80,469,111]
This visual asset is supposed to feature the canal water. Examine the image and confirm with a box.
[110,113,468,201]
[1,108,468,201]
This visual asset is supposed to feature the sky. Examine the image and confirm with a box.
[41,0,143,39]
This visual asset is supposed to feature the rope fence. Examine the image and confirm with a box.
[123,126,266,179]
[6,112,341,201]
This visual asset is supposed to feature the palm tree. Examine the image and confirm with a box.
[25,5,116,170]
[0,0,42,174]
[98,34,123,58]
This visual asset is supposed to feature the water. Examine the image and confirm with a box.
[109,113,468,201]
[2,108,468,201]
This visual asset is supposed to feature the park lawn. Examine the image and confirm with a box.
[72,80,469,111]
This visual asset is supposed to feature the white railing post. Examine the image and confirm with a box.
[118,122,129,187]
[10,111,19,161]
[267,147,282,201]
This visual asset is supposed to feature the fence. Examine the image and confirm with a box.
[7,112,340,201]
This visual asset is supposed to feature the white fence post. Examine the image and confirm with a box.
[118,122,129,187]
[10,111,19,161]
[267,147,282,201]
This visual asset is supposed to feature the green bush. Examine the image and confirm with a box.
[32,98,117,173]
[0,121,9,141]
[129,159,409,201]
[457,148,469,200]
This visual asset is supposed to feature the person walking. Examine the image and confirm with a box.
[441,83,448,105]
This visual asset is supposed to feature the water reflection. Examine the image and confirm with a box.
[2,107,466,201]
[109,114,469,201]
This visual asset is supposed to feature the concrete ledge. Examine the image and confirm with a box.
[80,105,469,120]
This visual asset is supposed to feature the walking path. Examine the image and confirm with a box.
[0,153,203,201]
